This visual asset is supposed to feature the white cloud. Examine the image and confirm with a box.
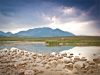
[42,13,51,21]
[43,14,100,36]
[61,7,75,15]
[41,8,100,36]
[42,13,61,24]
[0,4,99,36]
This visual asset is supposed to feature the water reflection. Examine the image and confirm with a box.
[0,44,74,53]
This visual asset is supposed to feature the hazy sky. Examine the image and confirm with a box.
[0,0,100,35]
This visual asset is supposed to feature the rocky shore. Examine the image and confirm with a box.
[0,47,100,75]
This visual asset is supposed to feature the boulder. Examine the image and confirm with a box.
[80,57,87,61]
[64,63,73,68]
[57,59,63,64]
[19,61,27,65]
[41,60,48,65]
[75,64,81,70]
[51,52,56,55]
[74,71,79,74]
[63,57,71,63]
[93,56,100,63]
[68,63,73,68]
[81,69,87,73]
[87,69,93,74]
[10,47,18,51]
[81,63,86,68]
[24,70,34,75]
[18,69,25,74]
[51,61,57,68]
[70,53,73,55]
[39,70,44,74]
[98,64,100,71]
[74,56,80,61]
[89,62,95,65]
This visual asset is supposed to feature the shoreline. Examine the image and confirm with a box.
[0,41,100,46]
[0,41,46,46]
[0,47,100,75]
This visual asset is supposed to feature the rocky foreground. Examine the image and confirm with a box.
[0,47,100,75]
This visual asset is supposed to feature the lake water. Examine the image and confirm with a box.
[0,44,74,53]
[0,44,100,53]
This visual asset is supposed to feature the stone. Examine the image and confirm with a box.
[46,66,50,69]
[51,61,57,67]
[89,62,95,65]
[64,63,73,69]
[81,69,87,73]
[97,64,100,71]
[93,56,100,63]
[24,70,34,75]
[80,57,87,61]
[87,69,93,74]
[39,70,44,74]
[75,64,81,70]
[63,57,71,63]
[81,63,86,68]
[19,61,27,65]
[41,60,47,65]
[33,69,39,75]
[70,53,73,55]
[74,71,79,74]
[93,58,98,62]
[57,59,63,64]
[18,69,25,74]
[74,56,80,61]
[10,47,18,51]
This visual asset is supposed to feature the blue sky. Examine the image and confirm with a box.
[0,0,100,35]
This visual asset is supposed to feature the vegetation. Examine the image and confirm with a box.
[0,36,100,46]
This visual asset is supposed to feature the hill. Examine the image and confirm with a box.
[0,27,75,37]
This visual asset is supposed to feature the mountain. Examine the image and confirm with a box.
[0,31,13,36]
[14,27,75,37]
[0,27,75,37]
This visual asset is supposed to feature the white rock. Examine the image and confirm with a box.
[3,48,8,52]
[60,51,67,55]
[10,47,18,51]
[18,69,25,74]
[98,64,100,66]
[38,53,43,57]
[75,64,81,70]
[51,52,57,56]
[63,57,70,61]
[20,61,27,65]
[74,56,80,61]
[62,57,70,63]
[24,70,34,75]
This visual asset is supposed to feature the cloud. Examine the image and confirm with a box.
[48,20,100,36]
[41,10,100,36]
[59,7,76,15]
[0,0,99,35]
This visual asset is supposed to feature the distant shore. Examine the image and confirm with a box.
[0,36,100,46]
[0,41,46,46]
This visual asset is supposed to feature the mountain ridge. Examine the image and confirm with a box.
[0,27,75,37]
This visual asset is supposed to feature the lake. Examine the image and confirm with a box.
[0,44,100,54]
[0,44,74,53]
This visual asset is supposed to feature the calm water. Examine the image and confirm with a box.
[0,44,74,53]
[0,44,100,53]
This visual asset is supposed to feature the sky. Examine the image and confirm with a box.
[0,0,100,36]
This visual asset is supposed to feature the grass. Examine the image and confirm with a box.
[0,36,100,46]
[45,39,100,46]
